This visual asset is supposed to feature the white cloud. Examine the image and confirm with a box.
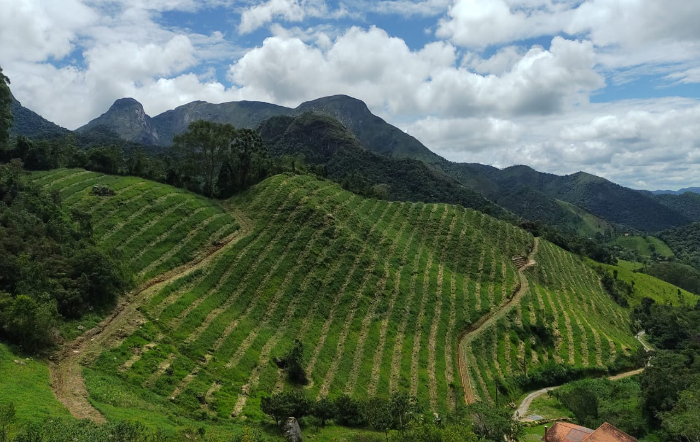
[238,0,348,34]
[85,36,196,83]
[0,0,98,62]
[411,98,700,189]
[462,45,527,75]
[228,28,603,118]
[436,0,571,48]
[666,67,700,85]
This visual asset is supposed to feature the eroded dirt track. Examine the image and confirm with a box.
[457,237,539,405]
[49,207,253,423]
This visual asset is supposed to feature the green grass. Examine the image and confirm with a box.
[612,235,674,259]
[555,199,612,236]
[30,169,239,283]
[590,259,696,306]
[522,425,549,442]
[0,344,71,427]
[528,393,574,420]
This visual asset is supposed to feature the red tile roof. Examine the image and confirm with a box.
[543,422,637,442]
[585,423,638,442]
[544,422,594,442]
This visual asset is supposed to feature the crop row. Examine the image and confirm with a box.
[31,169,239,281]
[87,173,533,420]
[464,241,639,403]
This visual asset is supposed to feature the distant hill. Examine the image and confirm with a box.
[152,100,292,146]
[652,187,700,195]
[10,93,69,139]
[260,112,505,217]
[659,222,700,269]
[651,192,700,222]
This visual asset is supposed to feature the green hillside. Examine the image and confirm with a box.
[555,199,612,236]
[259,112,506,218]
[9,169,650,439]
[30,169,239,282]
[611,235,674,259]
[590,260,696,307]
[659,222,700,269]
[461,241,640,403]
[76,173,533,424]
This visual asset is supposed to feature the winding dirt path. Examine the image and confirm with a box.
[49,206,253,423]
[457,237,540,406]
[514,367,645,421]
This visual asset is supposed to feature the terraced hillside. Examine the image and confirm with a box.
[36,171,642,428]
[29,169,240,282]
[460,240,640,404]
[68,172,533,423]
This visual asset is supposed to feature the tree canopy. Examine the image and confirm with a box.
[172,120,273,198]
[0,66,12,151]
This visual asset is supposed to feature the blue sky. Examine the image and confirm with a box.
[1,0,700,190]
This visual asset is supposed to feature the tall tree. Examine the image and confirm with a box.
[0,66,11,151]
[173,120,237,197]
[173,120,272,198]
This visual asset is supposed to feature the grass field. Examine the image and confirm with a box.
[555,200,612,236]
[29,169,240,283]
[611,235,674,259]
[0,344,72,428]
[590,259,696,307]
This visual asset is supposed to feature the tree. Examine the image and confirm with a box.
[173,121,237,197]
[0,66,11,151]
[333,395,365,427]
[662,381,700,442]
[641,351,694,420]
[173,121,272,198]
[276,339,308,384]
[390,392,420,434]
[467,402,522,442]
[260,391,311,426]
[363,397,394,442]
[313,396,335,427]
[261,394,288,426]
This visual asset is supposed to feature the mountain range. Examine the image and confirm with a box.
[12,93,700,233]
[652,187,700,195]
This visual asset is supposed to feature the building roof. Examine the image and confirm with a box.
[585,423,638,442]
[544,422,637,442]
[544,422,595,442]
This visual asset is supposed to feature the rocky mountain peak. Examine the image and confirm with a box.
[78,98,159,145]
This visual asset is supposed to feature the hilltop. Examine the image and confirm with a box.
[69,94,698,233]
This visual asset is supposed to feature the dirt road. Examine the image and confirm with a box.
[457,237,540,405]
[49,208,253,423]
[514,367,646,421]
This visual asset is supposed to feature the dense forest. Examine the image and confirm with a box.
[659,222,700,269]
[0,160,128,351]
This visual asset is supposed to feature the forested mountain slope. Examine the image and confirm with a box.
[259,112,505,217]
[72,94,694,232]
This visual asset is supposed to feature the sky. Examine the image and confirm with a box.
[1,0,700,190]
